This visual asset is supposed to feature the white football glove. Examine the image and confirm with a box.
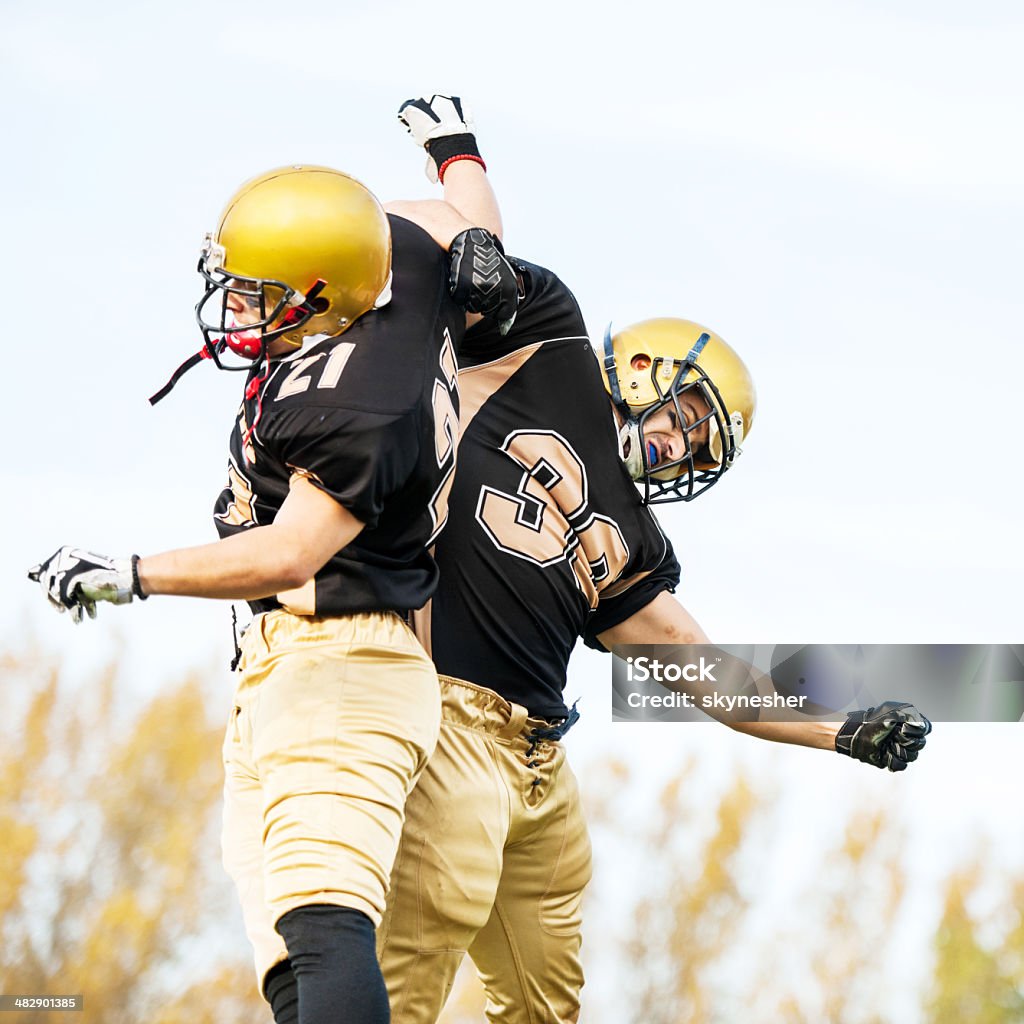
[398,94,475,146]
[397,95,478,183]
[28,546,140,624]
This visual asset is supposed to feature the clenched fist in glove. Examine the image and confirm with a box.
[398,95,484,183]
[28,546,146,623]
[449,228,519,333]
[836,701,932,772]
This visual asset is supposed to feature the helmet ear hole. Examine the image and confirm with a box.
[630,354,652,371]
[309,296,330,315]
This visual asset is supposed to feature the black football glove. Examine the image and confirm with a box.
[449,228,519,334]
[835,701,932,772]
[397,95,483,183]
[28,546,145,624]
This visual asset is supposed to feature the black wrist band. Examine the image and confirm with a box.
[131,554,148,600]
[425,133,483,168]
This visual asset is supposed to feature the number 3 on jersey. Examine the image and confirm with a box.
[427,330,460,544]
[475,429,629,608]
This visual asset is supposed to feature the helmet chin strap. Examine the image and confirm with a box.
[603,323,649,480]
[603,322,646,480]
[148,346,217,405]
[617,419,645,480]
[150,280,328,405]
[602,323,632,421]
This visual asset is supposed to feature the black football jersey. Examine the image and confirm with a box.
[213,215,463,617]
[417,260,680,718]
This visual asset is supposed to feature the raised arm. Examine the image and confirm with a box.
[396,95,502,239]
[390,95,518,332]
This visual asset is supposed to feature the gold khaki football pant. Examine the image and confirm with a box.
[221,609,441,990]
[378,676,593,1024]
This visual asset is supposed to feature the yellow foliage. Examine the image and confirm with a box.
[927,866,1024,1024]
[150,964,269,1024]
[622,772,758,1024]
[584,750,1024,1024]
[0,818,37,923]
[4,645,1023,1024]
[0,649,258,1024]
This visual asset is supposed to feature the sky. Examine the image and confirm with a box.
[2,0,1022,1019]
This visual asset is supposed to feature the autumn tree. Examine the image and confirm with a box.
[0,648,266,1024]
[927,864,1024,1024]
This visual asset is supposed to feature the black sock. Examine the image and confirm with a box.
[264,960,299,1024]
[275,904,389,1024]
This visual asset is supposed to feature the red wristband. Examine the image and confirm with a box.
[437,153,487,183]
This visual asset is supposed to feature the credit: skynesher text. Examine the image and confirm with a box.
[625,692,808,711]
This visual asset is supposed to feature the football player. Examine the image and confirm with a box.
[224,102,932,1024]
[376,98,930,1024]
[27,164,518,1024]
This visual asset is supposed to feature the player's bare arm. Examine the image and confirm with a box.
[595,592,832,744]
[440,159,502,240]
[29,475,364,616]
[137,475,363,600]
[599,591,837,747]
[597,589,710,648]
[597,590,930,769]
[383,176,501,253]
[383,199,476,251]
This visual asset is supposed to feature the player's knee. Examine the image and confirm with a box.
[276,904,388,1024]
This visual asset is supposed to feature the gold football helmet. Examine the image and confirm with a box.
[197,165,392,359]
[150,166,392,404]
[600,318,756,503]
